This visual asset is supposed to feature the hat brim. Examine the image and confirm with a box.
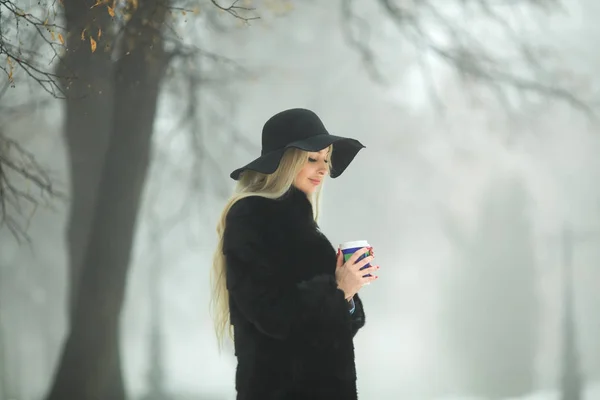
[229,134,365,180]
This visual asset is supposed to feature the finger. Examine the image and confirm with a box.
[359,264,379,275]
[353,255,374,270]
[362,274,379,284]
[336,249,344,268]
[347,247,370,265]
[354,255,375,270]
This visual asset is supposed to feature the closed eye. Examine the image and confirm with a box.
[309,157,329,163]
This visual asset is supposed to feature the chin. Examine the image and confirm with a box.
[297,185,316,195]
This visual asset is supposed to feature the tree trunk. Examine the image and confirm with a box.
[0,295,9,400]
[0,269,21,400]
[560,227,582,400]
[142,233,167,400]
[45,1,169,398]
[56,1,121,398]
[60,0,114,317]
[443,176,537,398]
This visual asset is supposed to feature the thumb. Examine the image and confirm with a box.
[336,248,343,268]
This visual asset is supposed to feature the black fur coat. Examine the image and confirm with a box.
[222,186,366,400]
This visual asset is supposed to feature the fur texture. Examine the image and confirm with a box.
[223,186,366,399]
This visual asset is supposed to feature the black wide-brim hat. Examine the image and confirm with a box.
[230,108,365,180]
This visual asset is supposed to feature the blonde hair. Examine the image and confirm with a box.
[210,146,333,350]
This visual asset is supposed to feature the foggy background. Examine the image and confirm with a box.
[1,0,600,399]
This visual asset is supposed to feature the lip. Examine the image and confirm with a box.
[308,178,321,185]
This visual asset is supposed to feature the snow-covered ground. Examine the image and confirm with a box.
[437,381,600,400]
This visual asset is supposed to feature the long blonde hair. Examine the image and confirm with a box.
[210,146,332,350]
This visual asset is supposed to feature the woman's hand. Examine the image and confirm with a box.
[335,247,378,300]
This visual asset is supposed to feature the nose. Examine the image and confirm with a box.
[317,162,327,176]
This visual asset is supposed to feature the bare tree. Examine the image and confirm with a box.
[2,0,257,397]
[36,2,258,399]
[340,0,594,114]
[441,175,539,398]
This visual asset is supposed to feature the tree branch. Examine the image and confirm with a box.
[210,0,259,22]
[0,132,65,243]
[0,0,262,242]
[341,0,595,116]
[339,0,384,83]
[1,0,70,98]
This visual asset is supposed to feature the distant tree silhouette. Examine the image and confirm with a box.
[442,174,539,398]
[559,229,582,400]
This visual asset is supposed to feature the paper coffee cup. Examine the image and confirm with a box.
[339,240,372,276]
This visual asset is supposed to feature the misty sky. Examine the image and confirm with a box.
[2,1,600,399]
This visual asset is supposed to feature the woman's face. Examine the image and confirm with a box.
[294,148,330,195]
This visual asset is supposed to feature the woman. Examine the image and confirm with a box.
[210,108,379,399]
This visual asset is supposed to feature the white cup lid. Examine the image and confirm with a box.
[339,240,370,250]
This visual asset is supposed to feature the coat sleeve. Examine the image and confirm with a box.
[223,201,352,341]
[349,293,366,338]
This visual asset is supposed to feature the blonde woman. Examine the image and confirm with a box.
[211,108,379,399]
